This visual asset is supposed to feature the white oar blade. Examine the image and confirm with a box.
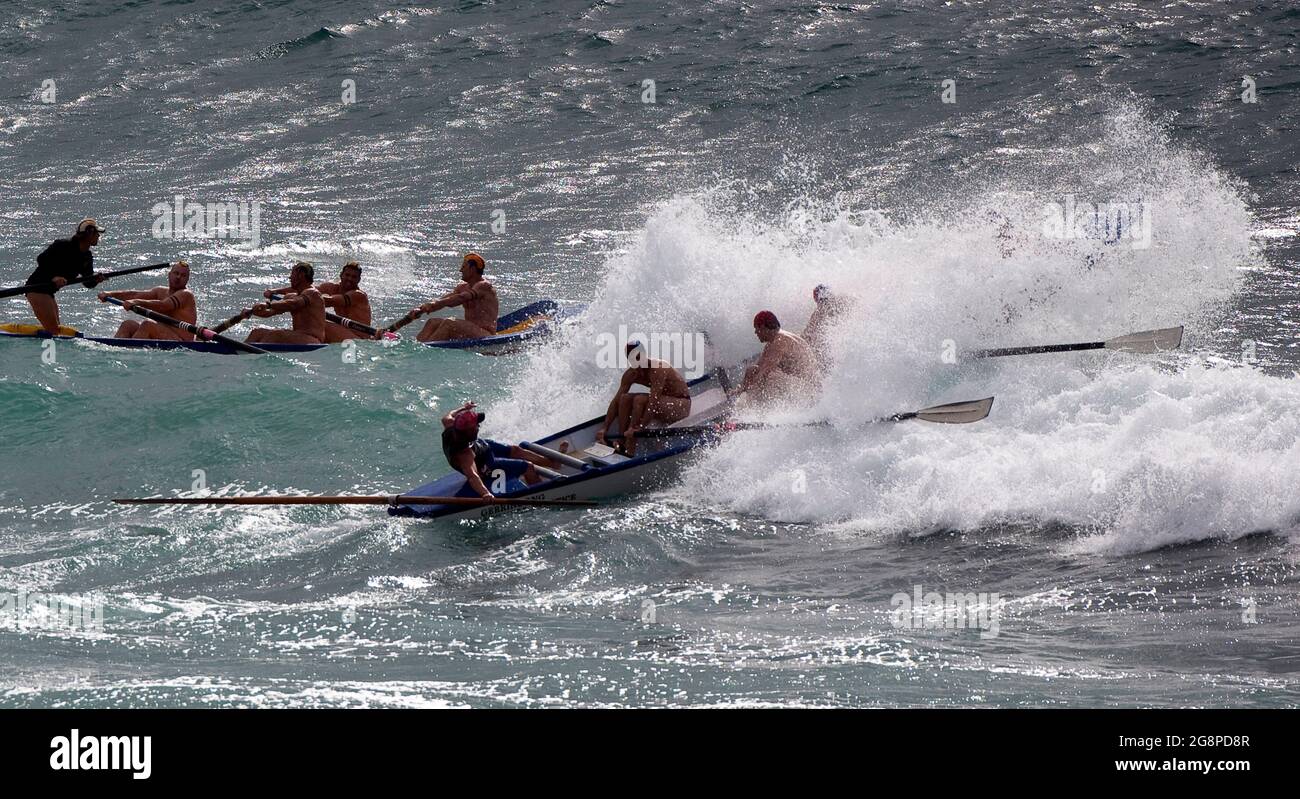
[913,396,994,424]
[1104,326,1183,354]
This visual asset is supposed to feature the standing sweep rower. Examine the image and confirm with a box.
[24,219,110,335]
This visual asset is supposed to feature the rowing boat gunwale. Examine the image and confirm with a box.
[389,373,727,520]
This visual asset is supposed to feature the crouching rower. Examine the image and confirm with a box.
[737,310,821,406]
[25,218,110,335]
[265,260,370,343]
[242,261,327,344]
[97,261,196,340]
[441,402,560,499]
[595,340,692,456]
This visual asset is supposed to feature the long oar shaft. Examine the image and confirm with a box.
[114,495,596,507]
[612,396,994,438]
[1,261,172,299]
[382,308,425,335]
[971,326,1183,359]
[209,309,253,334]
[103,297,269,355]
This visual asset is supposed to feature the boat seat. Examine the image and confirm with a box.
[582,442,631,467]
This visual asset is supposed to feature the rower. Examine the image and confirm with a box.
[243,261,327,345]
[24,218,110,335]
[801,284,853,361]
[737,310,821,406]
[394,253,498,342]
[441,402,559,499]
[97,261,196,340]
[595,340,692,456]
[266,260,370,343]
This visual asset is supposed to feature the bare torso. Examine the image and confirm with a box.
[459,279,499,334]
[129,286,197,340]
[628,360,691,400]
[290,288,328,341]
[318,281,372,324]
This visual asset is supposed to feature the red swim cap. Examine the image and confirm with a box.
[753,310,780,329]
[453,409,484,431]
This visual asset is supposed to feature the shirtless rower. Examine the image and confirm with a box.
[441,402,560,499]
[243,262,327,345]
[595,340,692,456]
[97,261,196,340]
[801,284,853,360]
[25,219,110,335]
[392,253,498,342]
[737,310,821,406]
[266,260,370,343]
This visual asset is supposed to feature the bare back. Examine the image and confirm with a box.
[765,330,820,382]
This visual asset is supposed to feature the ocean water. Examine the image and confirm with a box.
[1,0,1298,707]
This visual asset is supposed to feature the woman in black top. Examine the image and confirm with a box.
[25,218,107,334]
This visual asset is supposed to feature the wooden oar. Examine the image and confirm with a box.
[1,262,172,299]
[610,396,995,439]
[268,292,381,337]
[114,495,597,508]
[971,326,1183,359]
[209,308,253,334]
[380,307,428,336]
[102,297,269,355]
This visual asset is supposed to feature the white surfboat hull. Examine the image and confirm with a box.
[390,372,731,521]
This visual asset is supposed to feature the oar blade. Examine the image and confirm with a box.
[1103,325,1183,354]
[912,396,995,424]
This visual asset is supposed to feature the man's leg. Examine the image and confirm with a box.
[322,321,362,344]
[114,319,142,338]
[415,318,448,342]
[246,328,324,345]
[624,395,651,455]
[425,318,496,342]
[132,320,184,340]
[646,395,691,425]
[614,394,635,446]
[25,293,61,335]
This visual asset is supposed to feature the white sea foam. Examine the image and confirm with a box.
[494,105,1293,552]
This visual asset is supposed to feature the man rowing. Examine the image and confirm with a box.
[441,402,560,499]
[24,218,110,335]
[801,284,854,361]
[595,340,692,456]
[265,260,370,343]
[737,310,821,406]
[384,253,498,342]
[242,261,327,344]
[97,261,196,340]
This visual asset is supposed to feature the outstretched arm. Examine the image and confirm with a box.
[453,449,492,498]
[597,370,637,442]
[98,287,163,303]
[249,294,307,318]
